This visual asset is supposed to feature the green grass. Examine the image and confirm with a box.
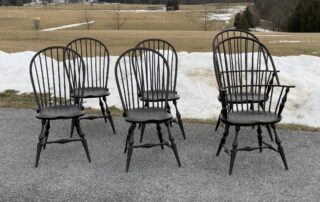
[1,90,319,132]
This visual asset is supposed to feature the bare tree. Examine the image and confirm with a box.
[114,3,127,30]
[188,4,215,31]
[84,9,93,30]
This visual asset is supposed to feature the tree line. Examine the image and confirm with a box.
[254,0,320,32]
[1,0,253,6]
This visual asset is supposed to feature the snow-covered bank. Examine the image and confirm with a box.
[42,21,95,31]
[207,6,246,21]
[0,51,319,127]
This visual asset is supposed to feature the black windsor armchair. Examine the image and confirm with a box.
[213,36,280,142]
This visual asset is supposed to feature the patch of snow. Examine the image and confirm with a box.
[250,27,273,32]
[41,21,95,31]
[207,6,246,21]
[269,40,320,44]
[0,51,319,127]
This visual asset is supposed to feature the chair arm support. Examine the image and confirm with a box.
[277,86,295,116]
[219,88,228,119]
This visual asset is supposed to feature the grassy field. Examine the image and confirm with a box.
[0,3,319,56]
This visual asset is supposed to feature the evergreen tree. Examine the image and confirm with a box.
[234,12,241,28]
[238,13,250,30]
[243,7,255,28]
[288,0,320,32]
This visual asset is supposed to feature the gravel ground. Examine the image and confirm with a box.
[0,108,319,201]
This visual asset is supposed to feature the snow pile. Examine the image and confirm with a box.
[42,21,95,31]
[250,27,273,32]
[207,6,246,21]
[269,40,320,44]
[0,51,319,127]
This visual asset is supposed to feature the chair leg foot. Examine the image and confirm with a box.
[35,120,46,168]
[257,125,263,153]
[173,100,186,140]
[126,147,133,172]
[35,142,42,168]
[165,122,181,167]
[229,149,237,175]
[139,123,146,143]
[216,124,229,156]
[81,138,91,163]
[272,125,288,170]
[229,126,240,175]
[125,123,136,172]
[75,120,91,163]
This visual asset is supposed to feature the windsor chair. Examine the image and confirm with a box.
[66,38,116,136]
[135,39,186,142]
[115,47,181,172]
[30,46,91,167]
[213,36,280,141]
[216,84,294,175]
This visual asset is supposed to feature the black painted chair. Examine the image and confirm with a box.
[213,36,280,141]
[135,39,186,141]
[216,84,294,175]
[30,46,91,167]
[66,38,116,136]
[115,47,181,172]
[213,29,260,131]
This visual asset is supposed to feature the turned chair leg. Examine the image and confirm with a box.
[126,123,136,172]
[257,125,263,153]
[173,100,186,140]
[156,124,164,150]
[70,118,75,138]
[35,119,46,168]
[103,96,116,134]
[214,116,221,131]
[74,119,91,163]
[99,97,108,123]
[229,126,240,175]
[124,123,136,154]
[216,124,230,156]
[271,125,288,170]
[266,125,274,142]
[139,123,146,143]
[165,122,181,167]
[43,120,50,149]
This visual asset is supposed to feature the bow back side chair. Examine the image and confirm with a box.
[115,47,181,172]
[135,39,186,142]
[216,84,294,175]
[30,46,91,167]
[66,37,116,136]
[213,36,280,141]
[212,29,260,131]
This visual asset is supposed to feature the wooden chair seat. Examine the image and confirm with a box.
[72,87,110,98]
[36,105,84,120]
[125,108,172,123]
